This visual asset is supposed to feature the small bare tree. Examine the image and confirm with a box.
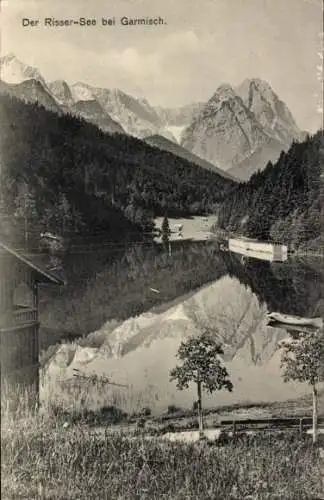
[170,331,233,438]
[280,328,324,443]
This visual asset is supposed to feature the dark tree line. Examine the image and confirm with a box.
[217,131,324,247]
[223,252,324,318]
[0,94,235,245]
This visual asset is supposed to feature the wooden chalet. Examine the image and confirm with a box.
[0,241,64,408]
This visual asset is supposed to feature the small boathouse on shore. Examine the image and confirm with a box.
[228,237,288,262]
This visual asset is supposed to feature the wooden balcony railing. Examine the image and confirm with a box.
[13,307,38,325]
[0,307,38,329]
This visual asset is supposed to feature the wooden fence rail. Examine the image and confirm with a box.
[220,417,324,435]
[295,250,324,257]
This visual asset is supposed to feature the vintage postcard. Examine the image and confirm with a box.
[0,0,323,498]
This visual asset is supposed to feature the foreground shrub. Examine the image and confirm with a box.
[47,404,128,426]
[167,404,183,414]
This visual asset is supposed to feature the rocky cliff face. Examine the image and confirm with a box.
[181,80,303,180]
[235,78,301,146]
[69,98,125,134]
[0,79,62,113]
[144,134,237,180]
[47,79,74,105]
[155,102,203,126]
[70,83,161,137]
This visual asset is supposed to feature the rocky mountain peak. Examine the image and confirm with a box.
[210,83,237,101]
[0,52,16,64]
[0,54,203,145]
[0,53,46,86]
[235,78,301,145]
[196,83,248,124]
[0,54,303,180]
[181,78,302,179]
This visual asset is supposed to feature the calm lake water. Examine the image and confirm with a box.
[43,246,324,412]
[225,251,324,318]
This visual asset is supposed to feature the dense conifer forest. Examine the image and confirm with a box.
[217,131,324,247]
[0,95,234,243]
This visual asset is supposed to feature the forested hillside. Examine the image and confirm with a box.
[0,95,234,243]
[217,131,324,247]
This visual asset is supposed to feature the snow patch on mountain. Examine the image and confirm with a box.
[0,53,46,85]
[70,82,95,102]
[164,125,187,143]
[0,55,303,179]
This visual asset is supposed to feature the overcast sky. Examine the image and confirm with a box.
[1,0,323,131]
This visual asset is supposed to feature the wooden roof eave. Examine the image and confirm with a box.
[0,241,65,285]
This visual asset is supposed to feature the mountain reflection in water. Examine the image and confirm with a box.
[44,250,324,412]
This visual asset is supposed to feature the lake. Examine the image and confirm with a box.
[41,243,324,414]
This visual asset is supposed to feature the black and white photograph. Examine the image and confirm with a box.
[0,0,324,498]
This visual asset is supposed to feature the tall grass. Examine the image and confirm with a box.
[2,419,323,500]
[40,373,160,418]
[2,384,324,499]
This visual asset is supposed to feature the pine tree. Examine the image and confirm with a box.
[161,214,171,250]
[14,182,38,249]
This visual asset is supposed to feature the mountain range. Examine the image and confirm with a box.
[0,53,305,180]
[0,53,195,142]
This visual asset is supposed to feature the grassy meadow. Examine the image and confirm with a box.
[1,420,323,499]
[1,385,324,500]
